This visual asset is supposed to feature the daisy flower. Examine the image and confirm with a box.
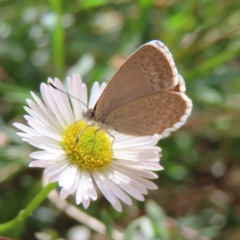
[13,74,163,212]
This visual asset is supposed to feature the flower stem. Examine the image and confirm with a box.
[0,182,57,233]
[49,0,65,78]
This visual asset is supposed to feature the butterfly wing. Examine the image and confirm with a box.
[95,40,179,121]
[104,91,192,137]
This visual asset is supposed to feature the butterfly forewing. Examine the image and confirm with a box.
[95,41,179,121]
[104,91,192,136]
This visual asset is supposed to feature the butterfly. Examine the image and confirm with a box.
[83,40,192,137]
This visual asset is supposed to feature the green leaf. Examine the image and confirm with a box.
[145,201,170,240]
[190,71,240,88]
[101,209,113,238]
[193,85,223,105]
[137,0,153,10]
[122,219,140,240]
[0,82,31,104]
[185,45,240,80]
[0,182,58,233]
[166,164,189,181]
[49,0,65,77]
[139,216,155,239]
[78,0,109,10]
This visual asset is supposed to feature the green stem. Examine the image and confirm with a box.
[49,0,64,77]
[0,182,58,233]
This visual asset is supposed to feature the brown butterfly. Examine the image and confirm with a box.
[83,40,192,137]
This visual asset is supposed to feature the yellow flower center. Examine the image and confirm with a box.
[62,120,113,171]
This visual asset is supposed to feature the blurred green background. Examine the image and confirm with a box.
[1,0,240,239]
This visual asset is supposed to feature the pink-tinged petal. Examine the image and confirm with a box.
[111,197,122,212]
[40,82,67,129]
[60,187,70,200]
[94,171,132,205]
[30,92,64,133]
[135,163,163,171]
[25,117,62,141]
[82,196,90,209]
[92,172,122,212]
[49,170,65,183]
[106,169,145,200]
[24,102,62,135]
[110,168,151,193]
[112,160,159,179]
[24,109,45,127]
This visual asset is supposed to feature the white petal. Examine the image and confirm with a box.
[24,102,62,136]
[44,161,68,175]
[92,172,122,212]
[94,171,132,205]
[59,165,78,190]
[67,74,87,121]
[40,83,67,129]
[76,169,83,204]
[136,163,163,171]
[49,169,66,183]
[30,92,64,133]
[82,171,97,200]
[29,160,56,168]
[110,167,153,192]
[114,134,161,147]
[26,119,62,141]
[37,144,65,155]
[53,78,75,124]
[13,123,39,137]
[107,169,145,200]
[82,196,90,209]
[60,187,70,200]
[88,82,100,108]
[30,135,61,146]
[66,171,80,195]
[17,132,35,138]
[24,110,45,127]
[112,161,159,179]
[113,147,160,161]
[29,151,60,160]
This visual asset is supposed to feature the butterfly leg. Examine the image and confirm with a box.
[91,128,101,151]
[106,130,115,153]
[91,129,115,152]
[75,122,93,144]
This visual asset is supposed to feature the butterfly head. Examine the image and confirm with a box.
[83,108,95,121]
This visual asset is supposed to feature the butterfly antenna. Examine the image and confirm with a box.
[48,82,88,108]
